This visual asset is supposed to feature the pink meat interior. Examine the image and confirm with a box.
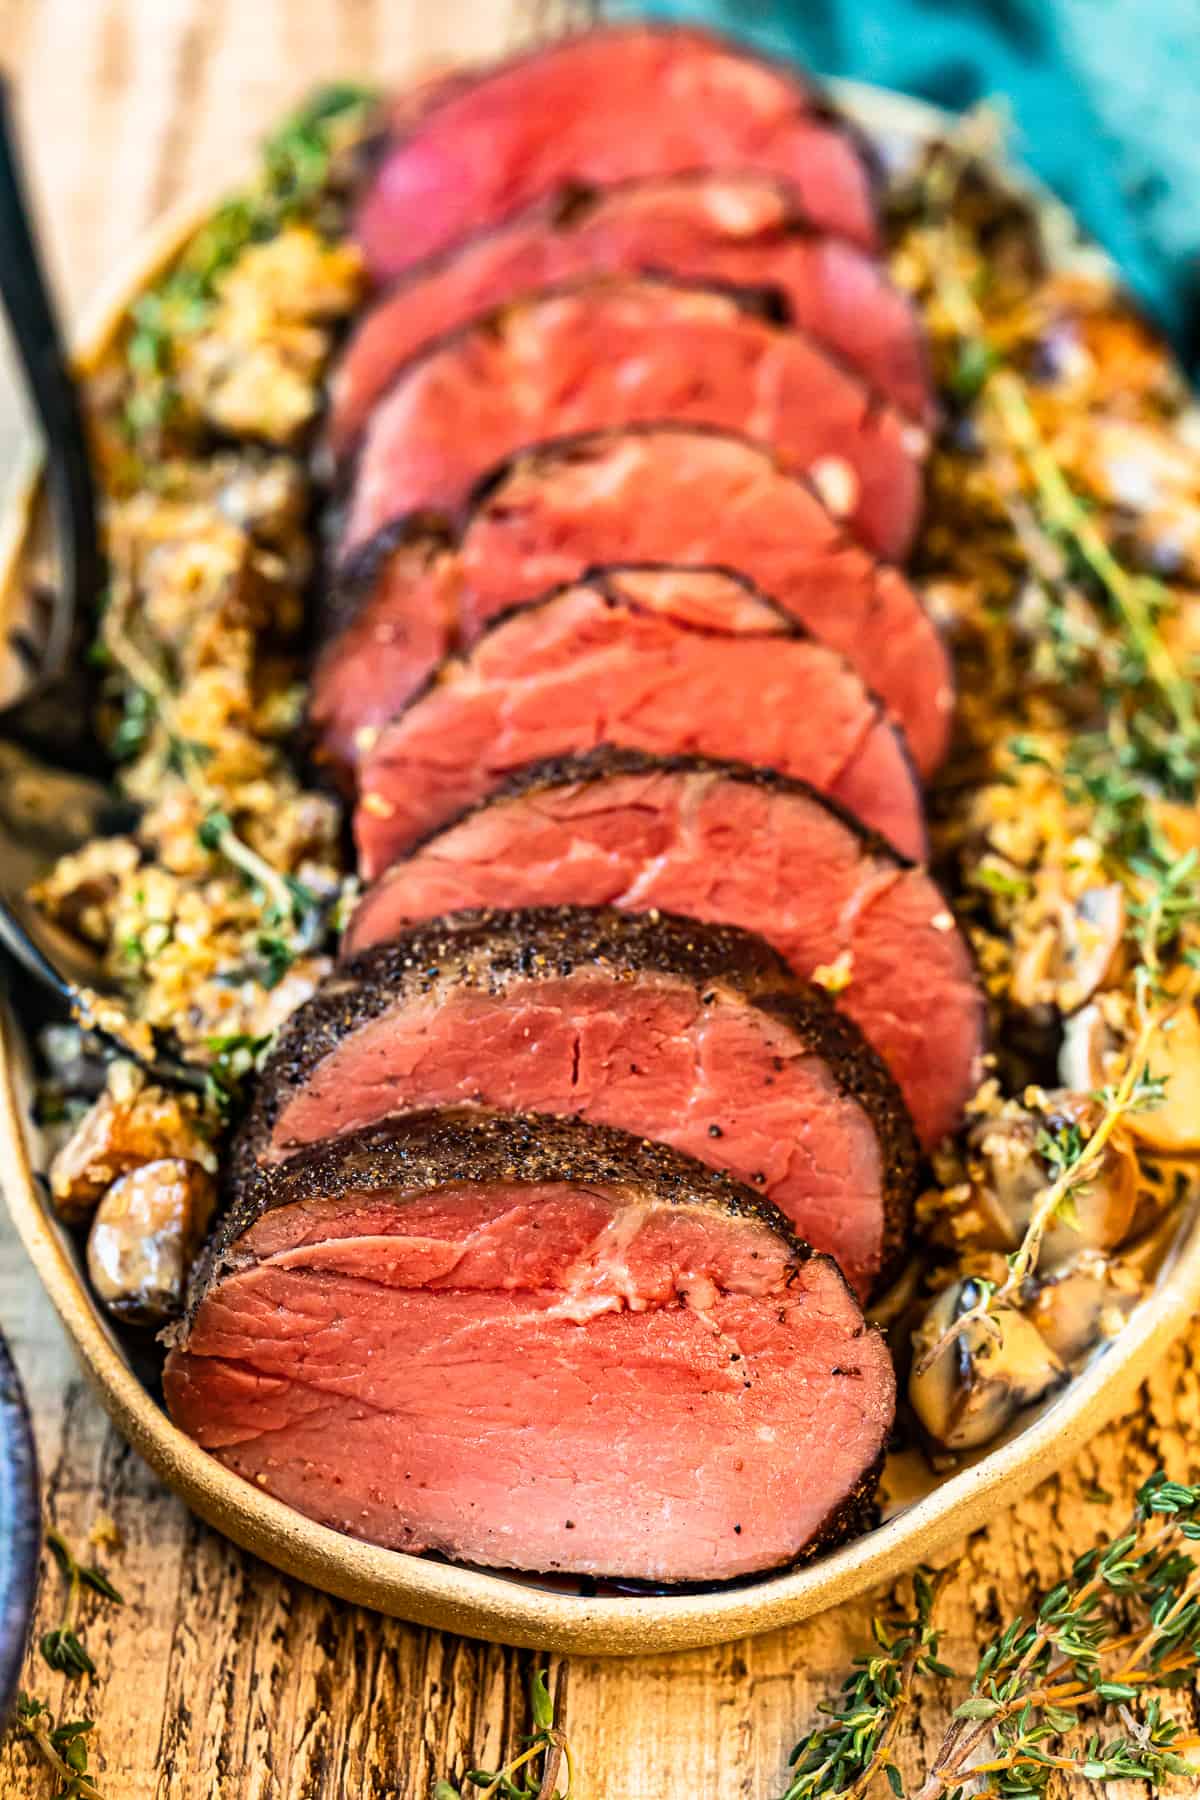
[311,429,951,783]
[352,568,925,874]
[354,28,877,278]
[264,967,888,1296]
[346,763,983,1150]
[333,173,928,452]
[341,281,923,561]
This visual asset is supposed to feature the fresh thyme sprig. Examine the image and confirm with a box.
[13,1697,105,1800]
[39,1530,124,1680]
[781,1474,1200,1800]
[910,1472,1200,1797]
[780,1570,951,1800]
[913,123,1200,1370]
[435,1668,573,1800]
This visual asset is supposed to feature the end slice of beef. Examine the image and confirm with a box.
[352,565,926,875]
[331,173,930,456]
[313,427,951,781]
[354,26,879,281]
[346,750,984,1151]
[340,278,926,562]
[165,1108,894,1582]
[240,906,918,1297]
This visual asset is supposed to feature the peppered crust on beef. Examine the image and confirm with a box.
[345,748,986,1151]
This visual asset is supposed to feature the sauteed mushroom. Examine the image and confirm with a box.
[1009,885,1125,1013]
[1061,990,1200,1154]
[963,1094,1139,1268]
[87,1157,216,1326]
[1053,884,1126,1012]
[910,1278,1067,1451]
[1024,1252,1142,1362]
[1058,999,1114,1090]
[1122,1001,1200,1154]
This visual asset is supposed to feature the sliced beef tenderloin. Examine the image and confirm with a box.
[340,278,926,562]
[355,26,879,281]
[240,907,918,1297]
[352,565,925,876]
[165,1108,894,1582]
[313,427,951,781]
[330,173,930,458]
[345,751,984,1151]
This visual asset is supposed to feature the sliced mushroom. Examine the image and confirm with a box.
[1053,885,1125,1013]
[86,1158,216,1326]
[963,1095,1139,1268]
[909,1279,1067,1451]
[1008,885,1125,1015]
[1024,1253,1142,1362]
[1058,1000,1113,1091]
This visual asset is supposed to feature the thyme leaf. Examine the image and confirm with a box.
[780,1568,949,1800]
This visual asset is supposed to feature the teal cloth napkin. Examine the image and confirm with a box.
[609,0,1200,365]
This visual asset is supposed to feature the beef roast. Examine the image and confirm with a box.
[340,278,926,562]
[346,751,984,1150]
[314,427,951,780]
[241,907,918,1297]
[165,1108,894,1581]
[354,26,879,281]
[352,565,926,876]
[331,173,930,457]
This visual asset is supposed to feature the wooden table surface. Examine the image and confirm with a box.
[1,4,1198,1794]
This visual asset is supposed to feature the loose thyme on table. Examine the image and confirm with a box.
[780,1473,1200,1799]
[422,1477,1200,1800]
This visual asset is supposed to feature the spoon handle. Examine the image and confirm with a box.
[0,74,102,684]
[0,898,207,1095]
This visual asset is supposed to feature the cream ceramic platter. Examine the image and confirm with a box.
[1,81,1198,1657]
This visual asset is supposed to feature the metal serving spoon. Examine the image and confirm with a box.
[0,80,204,1092]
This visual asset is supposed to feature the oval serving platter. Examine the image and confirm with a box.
[2,82,1199,1657]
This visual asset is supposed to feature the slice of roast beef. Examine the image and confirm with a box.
[345,751,984,1150]
[354,26,879,281]
[165,1108,894,1582]
[331,173,930,457]
[340,278,926,562]
[240,907,918,1297]
[313,427,951,781]
[352,565,926,875]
